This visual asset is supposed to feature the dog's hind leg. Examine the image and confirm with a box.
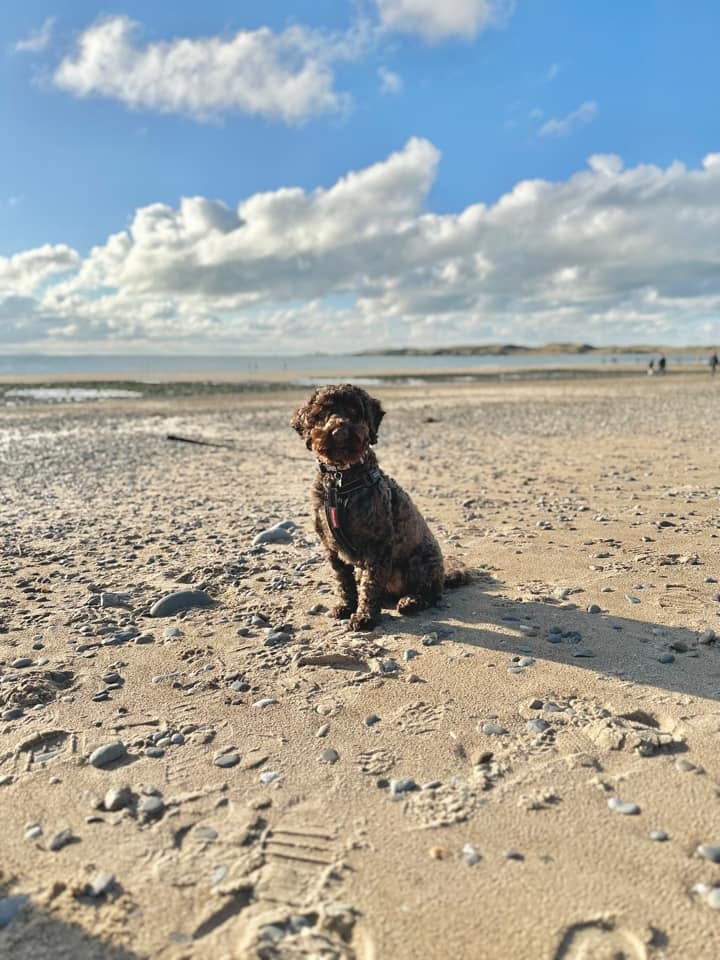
[328,551,358,619]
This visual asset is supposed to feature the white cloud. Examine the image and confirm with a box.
[378,65,403,94]
[539,100,598,137]
[7,141,720,351]
[373,0,514,41]
[14,17,55,54]
[53,16,368,123]
[0,244,81,296]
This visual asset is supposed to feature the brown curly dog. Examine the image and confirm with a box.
[291,383,468,631]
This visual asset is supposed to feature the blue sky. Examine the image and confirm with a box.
[2,1,720,353]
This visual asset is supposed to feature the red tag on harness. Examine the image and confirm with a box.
[329,506,340,528]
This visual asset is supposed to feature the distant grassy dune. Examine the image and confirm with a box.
[356,342,717,356]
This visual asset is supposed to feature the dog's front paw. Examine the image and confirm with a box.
[349,611,377,631]
[332,602,356,620]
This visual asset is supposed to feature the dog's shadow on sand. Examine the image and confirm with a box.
[0,880,144,960]
[373,573,720,704]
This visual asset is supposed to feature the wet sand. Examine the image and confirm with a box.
[1,373,720,959]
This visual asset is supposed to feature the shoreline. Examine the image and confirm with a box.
[0,362,712,394]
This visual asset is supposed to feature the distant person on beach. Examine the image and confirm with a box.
[647,359,655,375]
[658,355,666,374]
[710,353,718,375]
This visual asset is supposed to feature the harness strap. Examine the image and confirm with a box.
[321,463,381,555]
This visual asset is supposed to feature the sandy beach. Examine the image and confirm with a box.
[2,371,720,959]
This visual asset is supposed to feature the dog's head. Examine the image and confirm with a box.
[291,383,385,467]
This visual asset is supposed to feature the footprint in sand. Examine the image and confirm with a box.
[394,701,443,735]
[403,782,478,829]
[356,749,396,775]
[553,918,652,960]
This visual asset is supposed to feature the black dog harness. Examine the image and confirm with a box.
[319,460,381,555]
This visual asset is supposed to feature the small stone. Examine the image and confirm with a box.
[163,626,183,639]
[253,698,278,709]
[421,633,439,646]
[608,797,640,815]
[24,824,42,841]
[503,849,524,860]
[657,653,675,664]
[104,786,132,811]
[89,741,127,768]
[194,827,218,842]
[11,658,33,668]
[699,630,716,645]
[214,752,241,768]
[625,595,641,604]
[587,604,601,615]
[259,771,280,785]
[365,714,381,726]
[572,649,595,658]
[481,722,508,736]
[697,844,720,864]
[518,656,535,667]
[315,723,330,738]
[649,830,668,842]
[319,748,339,764]
[462,843,480,866]
[86,872,115,897]
[2,707,23,721]
[138,796,165,819]
[380,659,399,674]
[144,746,165,759]
[149,590,214,617]
[707,888,720,910]
[48,828,75,852]
[526,719,550,734]
[389,778,417,799]
[253,526,293,545]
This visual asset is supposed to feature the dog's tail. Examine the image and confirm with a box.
[444,563,472,589]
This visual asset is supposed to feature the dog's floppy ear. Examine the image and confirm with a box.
[290,398,314,449]
[366,395,385,445]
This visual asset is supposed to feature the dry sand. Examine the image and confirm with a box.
[1,372,720,959]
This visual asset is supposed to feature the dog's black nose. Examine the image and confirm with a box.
[331,424,349,439]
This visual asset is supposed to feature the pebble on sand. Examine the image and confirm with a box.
[649,830,669,842]
[481,722,508,736]
[149,590,214,617]
[697,844,720,864]
[608,797,640,815]
[462,843,481,866]
[89,741,127,768]
[253,525,293,545]
[86,871,115,898]
[214,752,240,768]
